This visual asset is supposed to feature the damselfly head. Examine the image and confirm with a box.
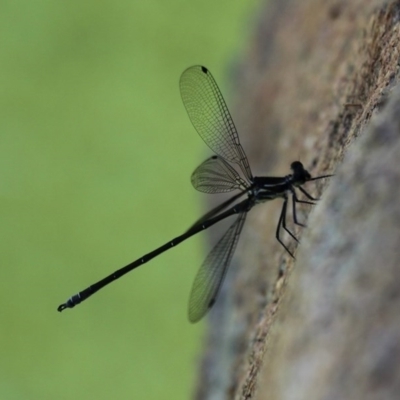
[291,161,311,185]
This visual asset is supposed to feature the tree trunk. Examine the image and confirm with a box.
[193,1,400,399]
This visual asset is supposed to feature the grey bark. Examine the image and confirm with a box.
[193,1,400,399]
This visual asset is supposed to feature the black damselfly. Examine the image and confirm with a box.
[58,65,332,322]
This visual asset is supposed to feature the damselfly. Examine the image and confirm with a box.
[58,66,332,322]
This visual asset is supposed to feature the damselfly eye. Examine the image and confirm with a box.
[290,161,304,171]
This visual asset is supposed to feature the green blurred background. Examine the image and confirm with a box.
[0,1,261,399]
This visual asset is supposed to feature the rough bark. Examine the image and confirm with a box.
[193,1,400,399]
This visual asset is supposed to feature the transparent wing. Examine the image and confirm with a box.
[186,191,245,233]
[191,155,249,194]
[188,212,246,323]
[180,65,253,182]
